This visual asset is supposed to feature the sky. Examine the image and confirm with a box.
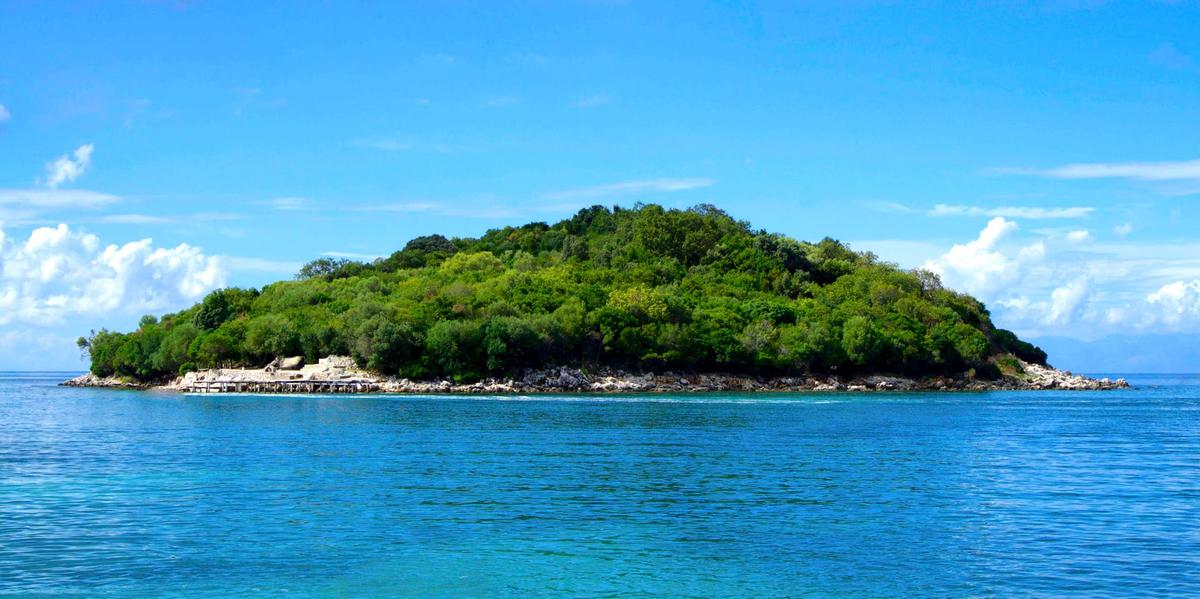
[1,1,1198,371]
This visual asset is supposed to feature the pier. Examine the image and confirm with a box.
[185,379,380,394]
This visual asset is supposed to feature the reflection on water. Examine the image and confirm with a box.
[1,373,1198,597]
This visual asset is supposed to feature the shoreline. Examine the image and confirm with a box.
[61,356,1130,394]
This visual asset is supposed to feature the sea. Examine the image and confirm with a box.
[1,371,1197,597]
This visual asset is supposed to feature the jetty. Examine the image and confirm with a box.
[167,356,387,394]
[185,378,380,394]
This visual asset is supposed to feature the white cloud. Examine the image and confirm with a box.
[545,178,715,201]
[44,144,94,189]
[0,189,119,209]
[1047,277,1092,325]
[923,218,1200,337]
[928,203,1094,219]
[262,197,317,211]
[96,214,172,225]
[1146,280,1200,328]
[0,103,9,123]
[1113,222,1134,237]
[357,201,521,219]
[223,256,303,274]
[322,251,381,260]
[0,223,225,326]
[923,217,1035,296]
[1066,229,1092,243]
[862,200,920,214]
[999,158,1200,181]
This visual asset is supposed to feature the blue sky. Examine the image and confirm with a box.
[1,1,1199,370]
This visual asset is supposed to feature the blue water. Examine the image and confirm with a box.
[1,373,1198,597]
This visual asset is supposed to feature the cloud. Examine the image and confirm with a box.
[356,201,442,214]
[355,201,520,219]
[0,103,9,123]
[544,178,715,201]
[232,87,260,116]
[44,144,94,189]
[322,251,381,260]
[0,223,225,326]
[88,212,245,226]
[997,158,1200,181]
[261,197,317,211]
[1066,229,1092,243]
[923,217,1040,296]
[1146,280,1200,328]
[861,201,920,214]
[574,94,613,108]
[96,214,174,225]
[0,189,119,210]
[928,204,1094,219]
[351,138,414,152]
[922,218,1200,337]
[481,93,522,108]
[1149,42,1196,71]
[1113,222,1134,237]
[223,256,303,274]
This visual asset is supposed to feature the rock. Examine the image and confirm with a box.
[60,372,148,389]
[279,356,304,370]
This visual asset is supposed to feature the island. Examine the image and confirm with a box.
[66,204,1127,392]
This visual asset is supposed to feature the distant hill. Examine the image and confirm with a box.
[77,204,1047,383]
[1032,334,1199,374]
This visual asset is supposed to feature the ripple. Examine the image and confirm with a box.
[1,374,1198,596]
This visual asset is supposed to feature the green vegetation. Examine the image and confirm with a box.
[77,204,1047,382]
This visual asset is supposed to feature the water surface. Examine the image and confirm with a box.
[1,372,1198,597]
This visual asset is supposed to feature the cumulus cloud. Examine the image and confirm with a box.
[923,217,1042,296]
[1113,222,1134,237]
[0,103,9,123]
[924,218,1200,337]
[44,144,94,189]
[1146,280,1200,328]
[0,223,225,326]
[1066,229,1092,243]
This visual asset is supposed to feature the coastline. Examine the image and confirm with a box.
[61,356,1130,394]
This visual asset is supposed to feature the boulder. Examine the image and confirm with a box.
[279,356,304,370]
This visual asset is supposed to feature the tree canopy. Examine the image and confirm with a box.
[80,204,1047,382]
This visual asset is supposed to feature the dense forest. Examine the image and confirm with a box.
[79,204,1047,382]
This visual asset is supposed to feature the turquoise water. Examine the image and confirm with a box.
[2,373,1198,597]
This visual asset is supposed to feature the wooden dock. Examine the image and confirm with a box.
[185,379,380,394]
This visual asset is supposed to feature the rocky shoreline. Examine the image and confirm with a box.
[62,356,1129,394]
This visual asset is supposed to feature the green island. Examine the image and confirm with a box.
[72,203,1073,391]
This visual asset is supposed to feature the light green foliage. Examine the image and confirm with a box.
[85,204,1047,382]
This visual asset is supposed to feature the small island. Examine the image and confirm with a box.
[67,204,1127,393]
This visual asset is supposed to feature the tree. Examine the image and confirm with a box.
[79,203,1044,382]
[194,291,232,331]
[244,314,300,361]
[352,317,423,375]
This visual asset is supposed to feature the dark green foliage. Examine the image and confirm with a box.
[193,291,231,331]
[84,204,1045,382]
